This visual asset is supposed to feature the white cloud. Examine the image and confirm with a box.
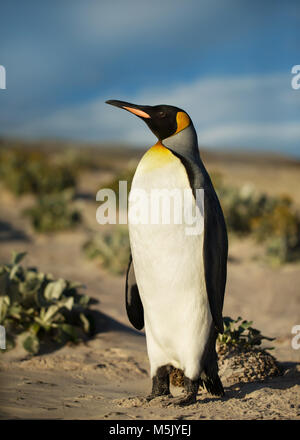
[198,122,300,146]
[8,72,300,156]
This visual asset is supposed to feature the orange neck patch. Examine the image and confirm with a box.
[175,111,190,134]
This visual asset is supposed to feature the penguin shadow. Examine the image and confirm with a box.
[35,308,144,356]
[0,220,29,242]
[88,309,145,338]
[17,293,144,360]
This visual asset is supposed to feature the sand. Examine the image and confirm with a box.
[0,151,299,420]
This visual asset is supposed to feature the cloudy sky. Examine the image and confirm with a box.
[0,0,299,156]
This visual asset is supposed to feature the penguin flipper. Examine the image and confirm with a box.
[125,255,144,330]
[203,189,228,334]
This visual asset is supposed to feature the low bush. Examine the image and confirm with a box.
[213,174,300,263]
[83,227,130,275]
[0,148,77,196]
[0,251,92,354]
[24,190,82,233]
[217,316,275,351]
[251,196,300,264]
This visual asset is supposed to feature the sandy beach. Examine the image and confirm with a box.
[0,149,299,420]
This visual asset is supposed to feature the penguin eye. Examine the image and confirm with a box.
[157,111,166,118]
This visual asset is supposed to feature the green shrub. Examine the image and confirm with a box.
[0,251,92,354]
[0,148,77,196]
[53,148,103,172]
[213,174,300,263]
[83,227,130,275]
[216,183,271,235]
[217,316,275,351]
[24,190,81,233]
[251,196,300,263]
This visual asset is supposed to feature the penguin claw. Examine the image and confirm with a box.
[146,393,172,402]
[167,394,197,407]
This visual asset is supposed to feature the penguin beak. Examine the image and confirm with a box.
[105,100,151,119]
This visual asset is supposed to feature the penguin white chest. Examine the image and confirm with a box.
[128,143,212,379]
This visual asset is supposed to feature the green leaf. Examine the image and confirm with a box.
[44,279,67,301]
[68,281,84,290]
[240,320,253,330]
[0,296,10,324]
[79,313,90,333]
[61,324,78,341]
[35,305,60,330]
[29,322,40,335]
[22,334,40,354]
[11,251,27,265]
[42,304,60,323]
[79,294,90,307]
[8,304,22,320]
[58,296,74,311]
[34,317,51,332]
[9,264,21,281]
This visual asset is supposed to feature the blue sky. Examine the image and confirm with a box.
[0,0,300,156]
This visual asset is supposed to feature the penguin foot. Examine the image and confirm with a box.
[148,365,171,401]
[146,392,172,402]
[168,393,197,407]
[167,375,199,406]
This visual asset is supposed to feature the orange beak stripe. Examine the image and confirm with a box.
[123,106,151,118]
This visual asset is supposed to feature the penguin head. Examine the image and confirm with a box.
[106,100,191,141]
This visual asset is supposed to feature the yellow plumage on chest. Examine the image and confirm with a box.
[137,141,179,173]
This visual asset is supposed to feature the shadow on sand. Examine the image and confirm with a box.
[199,361,300,404]
[37,308,144,356]
[0,220,29,242]
[89,309,145,337]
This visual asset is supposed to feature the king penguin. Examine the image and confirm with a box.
[106,99,228,406]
